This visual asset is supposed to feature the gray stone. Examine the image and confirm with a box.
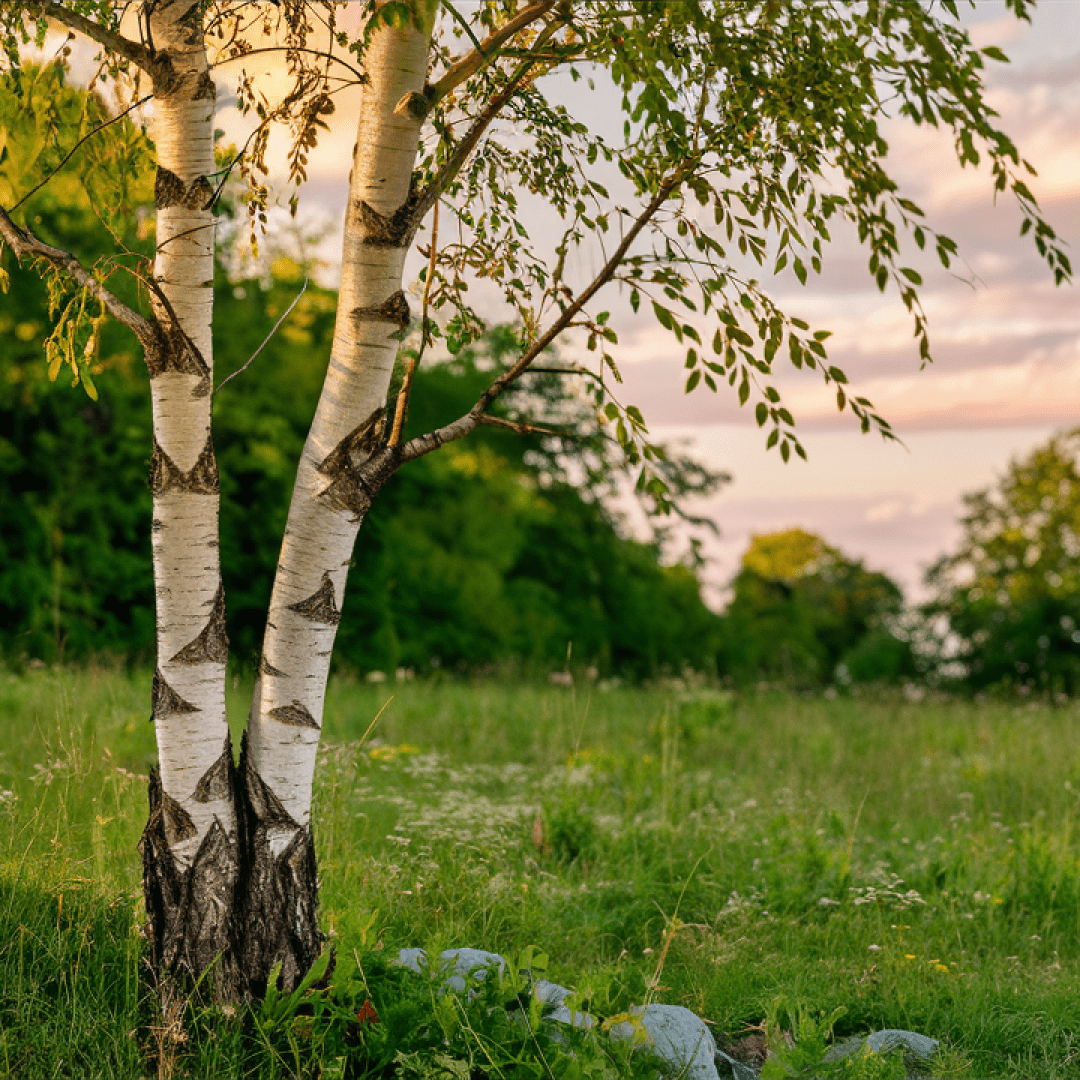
[714,1046,760,1080]
[532,979,595,1030]
[436,947,507,993]
[866,1029,938,1061]
[394,947,428,974]
[610,1003,721,1080]
[824,1028,939,1073]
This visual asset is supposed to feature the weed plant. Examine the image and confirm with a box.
[2,666,1080,1076]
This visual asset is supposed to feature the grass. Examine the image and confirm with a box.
[2,664,1080,1076]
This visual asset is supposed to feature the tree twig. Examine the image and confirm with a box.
[0,204,154,343]
[10,93,153,214]
[477,414,565,437]
[388,201,439,446]
[427,0,560,108]
[215,277,309,394]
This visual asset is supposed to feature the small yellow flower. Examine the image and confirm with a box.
[934,964,949,972]
[904,954,916,960]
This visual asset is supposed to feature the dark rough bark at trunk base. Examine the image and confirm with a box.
[140,735,326,1003]
[234,731,327,998]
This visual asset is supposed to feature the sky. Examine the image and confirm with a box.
[207,2,1080,606]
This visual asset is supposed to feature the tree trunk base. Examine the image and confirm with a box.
[140,732,325,1004]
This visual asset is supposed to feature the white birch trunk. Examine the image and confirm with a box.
[247,15,435,837]
[137,0,236,991]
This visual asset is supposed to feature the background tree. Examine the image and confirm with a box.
[0,0,1069,999]
[926,429,1080,693]
[718,528,913,686]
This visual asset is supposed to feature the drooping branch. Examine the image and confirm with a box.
[29,1,157,73]
[0,204,155,344]
[399,167,688,465]
[427,0,561,107]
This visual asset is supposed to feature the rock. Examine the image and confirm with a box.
[532,979,595,1030]
[436,947,507,993]
[866,1029,938,1061]
[610,1003,723,1080]
[824,1028,939,1074]
[394,947,428,974]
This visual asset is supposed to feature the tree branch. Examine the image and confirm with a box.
[477,414,565,437]
[389,200,439,446]
[400,168,688,465]
[30,1,157,73]
[0,204,155,344]
[428,0,560,107]
[410,16,563,229]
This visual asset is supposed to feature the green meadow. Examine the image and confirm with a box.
[2,665,1080,1077]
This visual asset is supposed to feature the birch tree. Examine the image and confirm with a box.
[0,0,1069,1001]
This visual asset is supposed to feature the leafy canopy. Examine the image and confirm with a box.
[0,1,1069,512]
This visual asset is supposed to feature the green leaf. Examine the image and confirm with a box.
[738,373,750,406]
[685,369,701,393]
[828,366,848,384]
[652,302,674,331]
[981,45,1010,63]
[755,402,768,426]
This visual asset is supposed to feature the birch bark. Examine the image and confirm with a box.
[135,0,237,994]
[237,12,436,981]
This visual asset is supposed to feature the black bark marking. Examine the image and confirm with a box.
[240,736,298,832]
[315,410,396,519]
[193,71,216,100]
[142,737,326,1001]
[235,732,326,997]
[192,739,234,803]
[287,572,341,626]
[170,582,229,665]
[141,760,241,1000]
[155,167,187,209]
[259,656,286,678]
[350,289,411,331]
[162,789,197,844]
[357,188,420,247]
[144,319,210,381]
[184,175,214,210]
[152,667,199,719]
[150,434,219,496]
[155,167,215,211]
[270,701,320,730]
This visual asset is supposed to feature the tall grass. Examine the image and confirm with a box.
[2,666,1080,1076]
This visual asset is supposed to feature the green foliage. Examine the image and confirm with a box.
[416,0,1070,480]
[0,238,720,676]
[718,530,914,686]
[925,428,1080,692]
